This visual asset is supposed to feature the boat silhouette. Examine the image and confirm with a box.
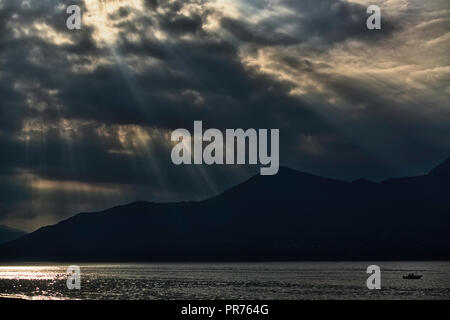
[403,273,423,279]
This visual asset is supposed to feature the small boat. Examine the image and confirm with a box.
[403,273,423,279]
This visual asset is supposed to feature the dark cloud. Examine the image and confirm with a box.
[289,0,397,39]
[0,0,448,230]
[220,0,395,47]
[220,17,298,46]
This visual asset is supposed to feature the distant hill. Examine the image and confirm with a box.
[0,158,449,261]
[0,226,26,245]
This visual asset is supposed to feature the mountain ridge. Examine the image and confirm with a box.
[0,159,449,262]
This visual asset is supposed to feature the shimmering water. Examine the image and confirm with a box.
[0,262,449,300]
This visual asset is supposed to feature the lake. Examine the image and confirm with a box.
[0,262,449,300]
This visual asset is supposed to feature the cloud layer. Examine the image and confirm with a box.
[0,0,449,230]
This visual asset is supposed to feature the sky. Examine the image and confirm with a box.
[0,0,449,231]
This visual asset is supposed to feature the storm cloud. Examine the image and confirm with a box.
[0,0,449,230]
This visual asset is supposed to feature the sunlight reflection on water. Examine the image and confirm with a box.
[0,266,66,280]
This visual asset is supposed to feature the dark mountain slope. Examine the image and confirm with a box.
[0,160,449,261]
[0,226,26,245]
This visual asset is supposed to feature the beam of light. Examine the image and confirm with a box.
[84,0,145,46]
[84,0,228,198]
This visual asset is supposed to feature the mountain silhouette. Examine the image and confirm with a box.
[0,158,449,261]
[0,226,26,245]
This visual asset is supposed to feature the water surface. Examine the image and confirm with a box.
[0,262,448,300]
